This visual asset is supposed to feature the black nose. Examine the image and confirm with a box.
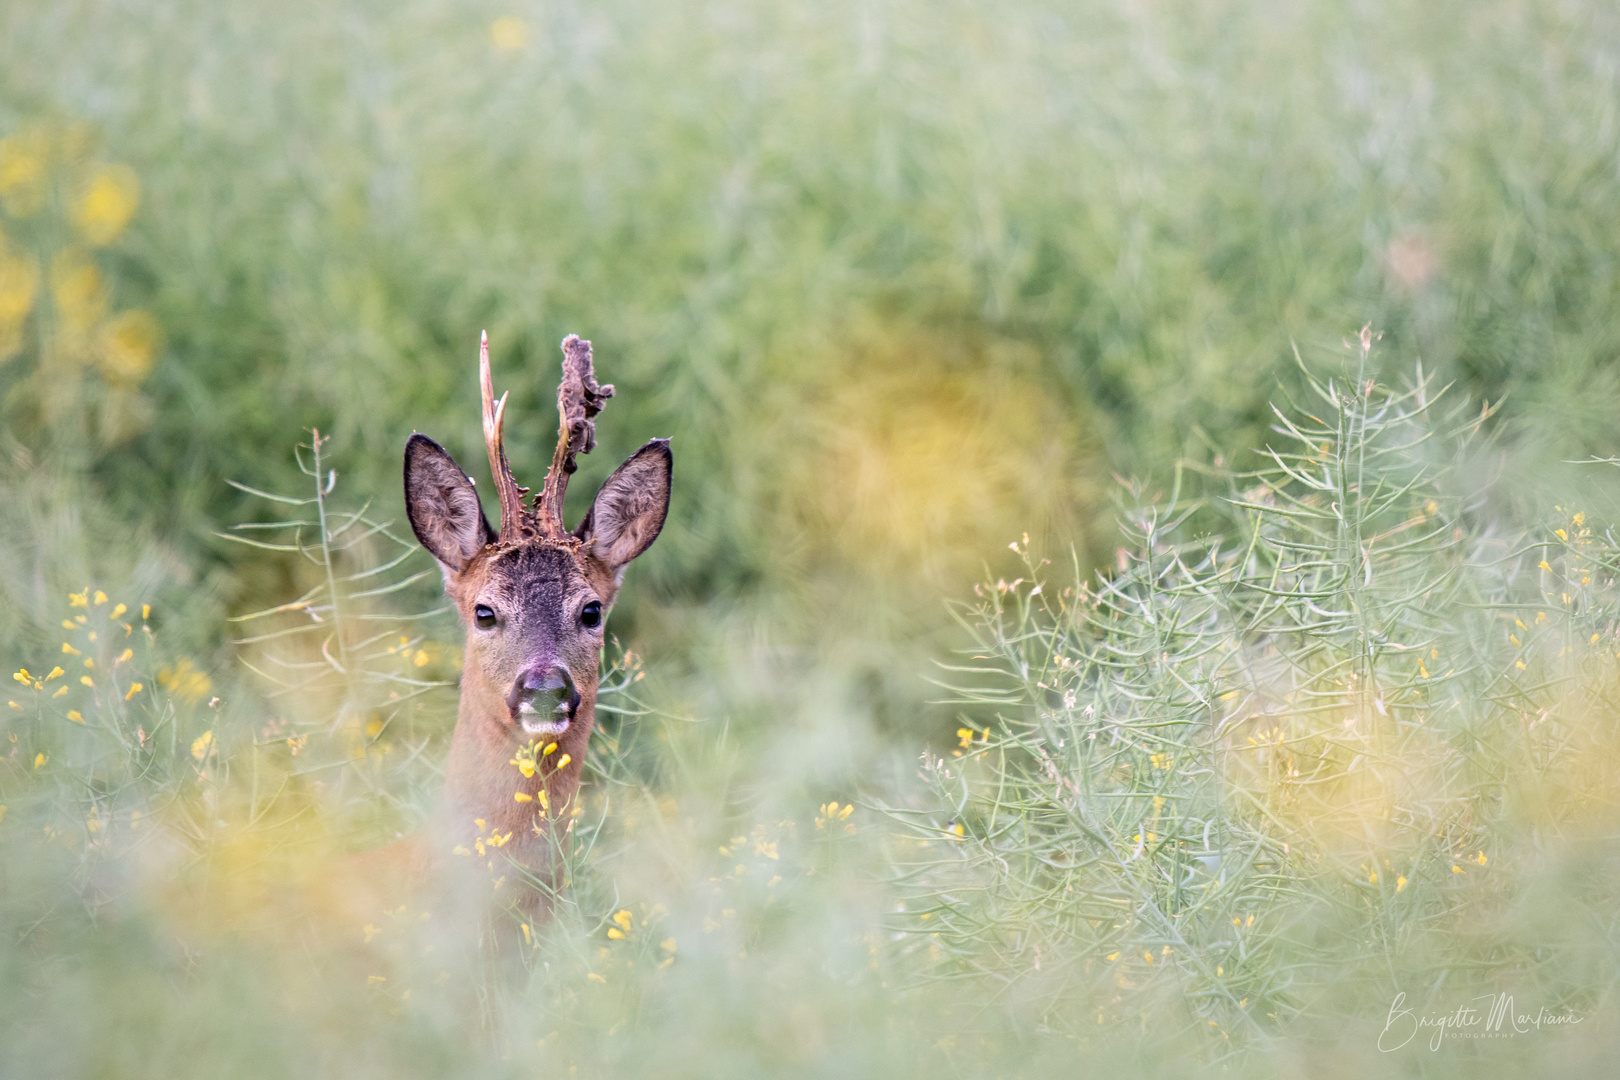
[507,665,579,720]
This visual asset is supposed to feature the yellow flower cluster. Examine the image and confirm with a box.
[0,122,162,408]
[158,658,212,705]
[815,800,856,832]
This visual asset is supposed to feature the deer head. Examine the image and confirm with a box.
[402,333,670,901]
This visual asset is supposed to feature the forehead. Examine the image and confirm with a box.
[482,542,587,605]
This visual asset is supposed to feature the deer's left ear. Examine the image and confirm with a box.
[575,439,672,578]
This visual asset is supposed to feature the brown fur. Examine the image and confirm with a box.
[392,337,671,916]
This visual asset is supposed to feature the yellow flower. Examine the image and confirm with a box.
[80,675,93,687]
[451,845,471,856]
[157,659,211,705]
[1368,870,1378,884]
[1474,850,1488,865]
[956,727,974,749]
[110,603,126,620]
[98,309,162,386]
[93,590,108,606]
[73,164,140,246]
[514,792,532,802]
[1396,876,1407,892]
[1573,512,1586,526]
[33,752,45,769]
[839,803,854,820]
[542,742,557,756]
[1539,560,1551,571]
[50,249,106,337]
[613,909,633,931]
[124,682,143,700]
[11,669,29,685]
[141,604,150,620]
[44,666,64,681]
[555,753,571,769]
[0,128,49,216]
[1452,864,1464,874]
[509,756,536,778]
[660,938,677,954]
[114,649,132,667]
[190,730,213,760]
[0,237,38,351]
[366,975,386,986]
[491,16,528,50]
[69,589,89,608]
[66,710,83,723]
[6,701,20,711]
[1556,529,1568,541]
[607,927,625,940]
[586,973,606,984]
[50,686,67,698]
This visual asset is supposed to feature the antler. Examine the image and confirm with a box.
[478,331,613,544]
[480,331,532,543]
[536,334,614,536]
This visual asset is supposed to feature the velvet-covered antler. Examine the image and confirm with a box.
[479,332,613,543]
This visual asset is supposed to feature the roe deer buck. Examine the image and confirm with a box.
[399,332,670,913]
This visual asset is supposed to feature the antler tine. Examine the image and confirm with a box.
[536,334,614,536]
[479,331,531,542]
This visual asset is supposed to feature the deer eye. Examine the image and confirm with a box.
[474,604,497,629]
[579,601,602,628]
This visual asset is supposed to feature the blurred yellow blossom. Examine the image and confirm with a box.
[0,233,37,359]
[0,128,49,216]
[158,659,211,705]
[98,309,161,385]
[491,16,528,50]
[72,164,139,246]
[50,248,107,339]
[191,730,213,760]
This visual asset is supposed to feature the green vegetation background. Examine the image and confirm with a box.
[3,0,1620,1076]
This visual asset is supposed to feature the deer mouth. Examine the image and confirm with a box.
[509,666,580,736]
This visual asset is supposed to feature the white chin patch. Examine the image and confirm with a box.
[520,714,571,737]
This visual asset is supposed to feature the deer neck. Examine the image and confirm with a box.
[440,669,595,869]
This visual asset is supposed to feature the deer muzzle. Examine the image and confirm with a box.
[508,665,580,737]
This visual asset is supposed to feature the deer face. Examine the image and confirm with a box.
[403,431,671,743]
[402,334,670,753]
[463,543,601,739]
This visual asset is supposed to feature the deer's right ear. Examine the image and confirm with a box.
[404,433,495,575]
